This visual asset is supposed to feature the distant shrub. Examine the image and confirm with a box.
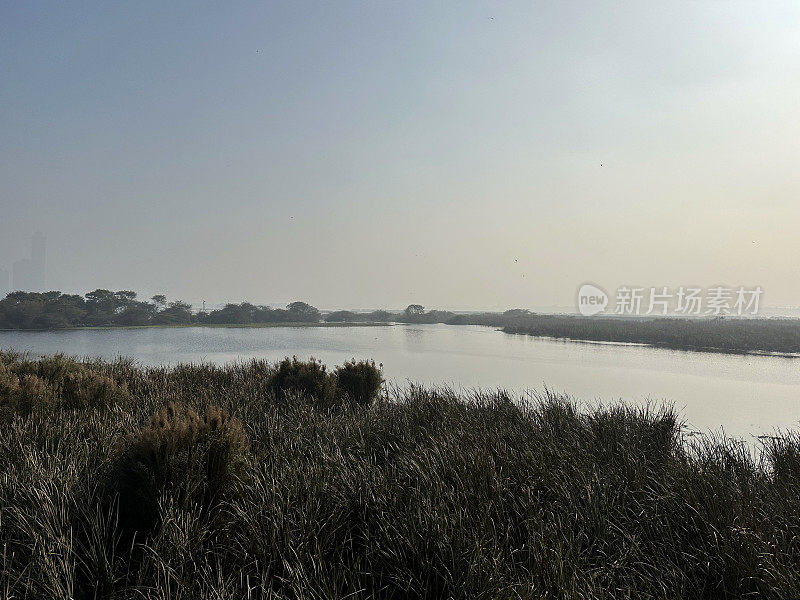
[114,403,250,539]
[334,359,383,406]
[270,356,336,405]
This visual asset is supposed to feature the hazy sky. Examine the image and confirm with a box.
[2,2,799,310]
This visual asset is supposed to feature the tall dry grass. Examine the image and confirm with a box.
[1,352,799,598]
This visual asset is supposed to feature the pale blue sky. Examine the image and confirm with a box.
[2,2,799,309]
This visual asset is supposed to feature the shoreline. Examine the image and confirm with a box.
[502,331,800,359]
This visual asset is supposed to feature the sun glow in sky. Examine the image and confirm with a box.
[2,2,799,310]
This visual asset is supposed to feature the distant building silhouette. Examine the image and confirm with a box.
[11,232,46,292]
[32,231,46,288]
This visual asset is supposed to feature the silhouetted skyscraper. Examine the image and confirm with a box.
[31,231,46,290]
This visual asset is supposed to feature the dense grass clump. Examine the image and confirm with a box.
[270,355,336,404]
[0,365,53,419]
[270,356,384,408]
[2,354,800,598]
[0,351,129,418]
[113,402,249,541]
[334,358,384,406]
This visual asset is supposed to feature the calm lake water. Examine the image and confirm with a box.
[1,323,798,439]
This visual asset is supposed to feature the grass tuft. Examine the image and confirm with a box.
[334,358,384,406]
[113,402,249,541]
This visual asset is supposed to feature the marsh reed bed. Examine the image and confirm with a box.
[1,352,800,599]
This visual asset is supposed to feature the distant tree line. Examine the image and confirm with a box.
[199,301,322,325]
[0,290,194,329]
[0,292,532,330]
[324,305,531,326]
[0,291,327,330]
[0,291,505,330]
[324,305,480,324]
